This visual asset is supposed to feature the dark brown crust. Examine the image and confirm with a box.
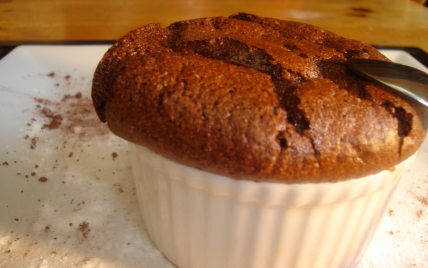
[92,13,426,183]
[92,23,170,122]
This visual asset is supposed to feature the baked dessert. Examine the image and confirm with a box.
[92,12,425,183]
[92,13,427,268]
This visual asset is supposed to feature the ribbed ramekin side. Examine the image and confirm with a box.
[129,148,157,245]
[129,143,415,268]
[320,177,400,268]
[130,146,183,265]
[337,175,402,267]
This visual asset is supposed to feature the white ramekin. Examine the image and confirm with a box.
[129,142,416,268]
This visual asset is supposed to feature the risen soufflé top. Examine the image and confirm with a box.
[92,13,425,183]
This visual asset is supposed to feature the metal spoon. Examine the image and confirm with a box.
[348,58,428,107]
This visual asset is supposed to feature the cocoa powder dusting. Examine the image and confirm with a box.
[416,196,428,206]
[34,98,52,105]
[32,94,109,142]
[30,138,37,149]
[62,94,73,101]
[78,221,90,239]
[47,117,62,129]
[23,93,108,205]
[42,107,54,118]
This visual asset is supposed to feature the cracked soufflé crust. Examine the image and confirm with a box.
[92,13,426,183]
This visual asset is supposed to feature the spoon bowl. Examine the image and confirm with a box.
[348,58,428,108]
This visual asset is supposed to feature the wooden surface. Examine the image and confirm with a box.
[1,0,428,51]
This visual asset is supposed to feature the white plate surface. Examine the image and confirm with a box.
[0,46,427,268]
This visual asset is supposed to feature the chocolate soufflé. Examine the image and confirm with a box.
[92,13,425,183]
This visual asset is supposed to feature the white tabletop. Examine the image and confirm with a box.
[0,46,427,268]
